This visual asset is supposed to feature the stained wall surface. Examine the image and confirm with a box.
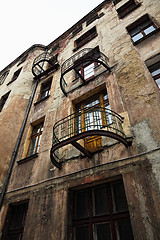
[0,0,160,239]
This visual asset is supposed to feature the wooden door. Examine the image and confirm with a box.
[75,90,110,153]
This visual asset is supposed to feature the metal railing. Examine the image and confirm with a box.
[52,107,125,146]
[32,52,58,77]
[61,48,109,75]
[60,48,111,96]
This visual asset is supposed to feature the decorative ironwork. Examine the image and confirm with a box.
[32,52,59,78]
[60,48,111,96]
[50,107,131,169]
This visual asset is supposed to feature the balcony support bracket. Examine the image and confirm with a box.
[71,141,93,158]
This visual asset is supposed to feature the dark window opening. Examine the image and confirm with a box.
[72,180,134,240]
[27,122,43,157]
[17,55,28,66]
[72,25,83,38]
[113,0,121,5]
[148,61,160,90]
[39,78,52,101]
[0,91,10,112]
[74,27,97,51]
[50,43,60,53]
[0,70,9,85]
[117,0,140,19]
[12,68,22,82]
[127,15,157,44]
[86,13,99,26]
[1,202,28,240]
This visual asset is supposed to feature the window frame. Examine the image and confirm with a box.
[148,61,160,90]
[40,78,52,99]
[27,122,44,157]
[35,78,52,105]
[75,90,110,152]
[0,70,9,85]
[74,47,101,82]
[7,67,22,85]
[2,201,28,240]
[71,180,134,240]
[0,91,11,112]
[74,27,98,51]
[127,15,158,45]
[117,0,140,19]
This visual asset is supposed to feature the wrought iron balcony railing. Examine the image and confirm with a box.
[50,107,130,169]
[60,48,111,96]
[32,51,59,78]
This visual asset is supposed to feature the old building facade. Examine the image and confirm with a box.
[0,0,160,239]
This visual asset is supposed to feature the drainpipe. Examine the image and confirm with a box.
[0,49,48,210]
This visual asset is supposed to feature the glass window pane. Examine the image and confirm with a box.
[155,78,160,89]
[112,181,128,212]
[140,19,151,29]
[36,135,42,153]
[132,33,143,42]
[93,110,102,129]
[75,225,89,240]
[75,190,89,218]
[116,219,134,240]
[27,137,38,156]
[93,186,109,215]
[84,63,94,79]
[144,25,155,35]
[151,68,160,77]
[32,124,41,135]
[94,222,111,240]
[129,27,140,36]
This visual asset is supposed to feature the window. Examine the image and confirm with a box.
[39,78,52,100]
[17,54,28,66]
[74,27,97,51]
[0,70,9,85]
[7,67,22,85]
[113,0,121,5]
[50,43,60,53]
[127,15,157,44]
[75,90,110,152]
[117,0,140,19]
[27,122,43,157]
[74,47,101,81]
[75,61,99,81]
[2,202,28,240]
[0,91,10,112]
[86,13,99,26]
[148,61,160,90]
[72,25,83,38]
[72,180,134,240]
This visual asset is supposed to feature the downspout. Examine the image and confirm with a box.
[0,49,48,210]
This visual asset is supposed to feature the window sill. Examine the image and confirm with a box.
[34,95,50,106]
[133,28,160,45]
[17,153,38,165]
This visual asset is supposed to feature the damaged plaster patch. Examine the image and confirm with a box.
[132,120,158,151]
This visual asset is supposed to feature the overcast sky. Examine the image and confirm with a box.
[0,0,103,71]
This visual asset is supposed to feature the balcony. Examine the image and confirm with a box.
[50,107,131,169]
[60,48,111,96]
[32,51,59,79]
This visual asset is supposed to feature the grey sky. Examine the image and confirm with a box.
[0,0,103,71]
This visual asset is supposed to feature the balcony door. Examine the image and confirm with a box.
[75,90,110,153]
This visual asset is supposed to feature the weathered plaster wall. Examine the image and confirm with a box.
[0,0,160,239]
